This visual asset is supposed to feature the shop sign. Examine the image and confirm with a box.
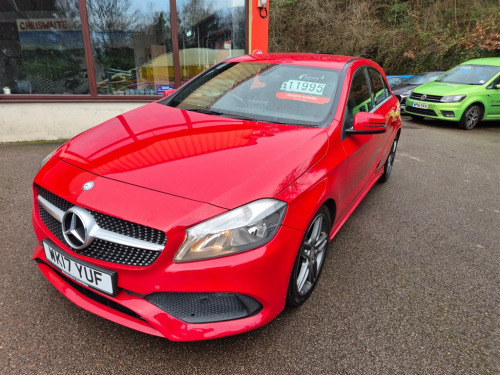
[16,19,80,32]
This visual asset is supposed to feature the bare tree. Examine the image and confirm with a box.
[86,0,139,49]
[54,0,80,18]
[179,0,213,30]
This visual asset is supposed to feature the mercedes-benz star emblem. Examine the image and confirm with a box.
[61,207,94,249]
[82,181,94,191]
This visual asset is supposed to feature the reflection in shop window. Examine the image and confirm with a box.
[0,0,88,95]
[87,0,174,95]
[177,0,245,84]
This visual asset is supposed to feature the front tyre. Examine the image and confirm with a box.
[379,134,399,183]
[286,206,331,307]
[459,104,482,130]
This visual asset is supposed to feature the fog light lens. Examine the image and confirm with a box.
[441,111,455,118]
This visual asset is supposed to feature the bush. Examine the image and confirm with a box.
[269,0,500,74]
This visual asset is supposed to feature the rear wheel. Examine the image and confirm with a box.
[379,134,399,183]
[286,206,331,307]
[459,104,482,130]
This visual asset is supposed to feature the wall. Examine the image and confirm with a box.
[0,102,146,142]
[249,0,269,53]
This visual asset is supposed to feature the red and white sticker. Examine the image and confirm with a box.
[276,92,330,104]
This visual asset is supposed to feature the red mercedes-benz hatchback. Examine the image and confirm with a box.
[32,54,401,341]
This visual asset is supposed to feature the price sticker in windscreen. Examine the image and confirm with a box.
[280,80,326,96]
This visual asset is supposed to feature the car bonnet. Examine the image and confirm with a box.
[412,81,481,96]
[55,102,329,209]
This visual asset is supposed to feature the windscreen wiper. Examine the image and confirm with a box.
[182,108,318,127]
[269,119,318,127]
[181,108,225,116]
[214,112,318,126]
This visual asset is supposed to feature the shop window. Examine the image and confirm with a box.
[177,0,245,84]
[0,1,88,95]
[86,0,174,95]
[0,0,249,98]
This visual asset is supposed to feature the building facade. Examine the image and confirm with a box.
[0,0,269,142]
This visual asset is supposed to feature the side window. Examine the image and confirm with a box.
[345,69,371,128]
[487,74,500,89]
[368,68,390,106]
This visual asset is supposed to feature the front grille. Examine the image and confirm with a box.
[37,186,166,266]
[409,92,442,102]
[91,211,165,245]
[405,107,437,117]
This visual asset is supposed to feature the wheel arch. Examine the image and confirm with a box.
[278,176,338,233]
[472,101,485,113]
[322,198,336,230]
[463,100,485,119]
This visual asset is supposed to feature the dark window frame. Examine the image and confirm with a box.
[0,0,249,103]
[366,67,390,108]
[486,73,500,89]
[343,67,372,131]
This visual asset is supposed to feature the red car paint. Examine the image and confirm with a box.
[32,53,401,341]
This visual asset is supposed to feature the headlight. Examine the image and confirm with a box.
[174,199,287,262]
[440,95,466,103]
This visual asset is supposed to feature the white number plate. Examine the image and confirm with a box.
[43,241,116,296]
[280,80,326,96]
[412,102,428,109]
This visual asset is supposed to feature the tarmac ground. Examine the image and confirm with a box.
[1,117,499,374]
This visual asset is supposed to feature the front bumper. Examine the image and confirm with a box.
[32,158,304,341]
[405,99,464,121]
[399,95,409,112]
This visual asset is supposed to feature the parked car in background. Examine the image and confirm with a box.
[405,57,500,129]
[31,53,401,341]
[392,71,444,111]
[386,74,413,87]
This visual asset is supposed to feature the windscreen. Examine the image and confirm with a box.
[404,72,442,85]
[166,62,340,127]
[436,65,500,85]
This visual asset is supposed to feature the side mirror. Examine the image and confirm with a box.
[495,84,500,90]
[163,88,176,97]
[346,112,387,135]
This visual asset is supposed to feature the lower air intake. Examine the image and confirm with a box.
[145,292,262,323]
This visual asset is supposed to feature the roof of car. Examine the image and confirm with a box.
[461,57,500,67]
[228,53,357,70]
[415,71,445,76]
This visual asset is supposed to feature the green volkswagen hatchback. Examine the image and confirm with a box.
[405,57,500,129]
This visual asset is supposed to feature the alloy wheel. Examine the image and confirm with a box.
[465,107,480,129]
[296,213,329,296]
[385,138,398,176]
